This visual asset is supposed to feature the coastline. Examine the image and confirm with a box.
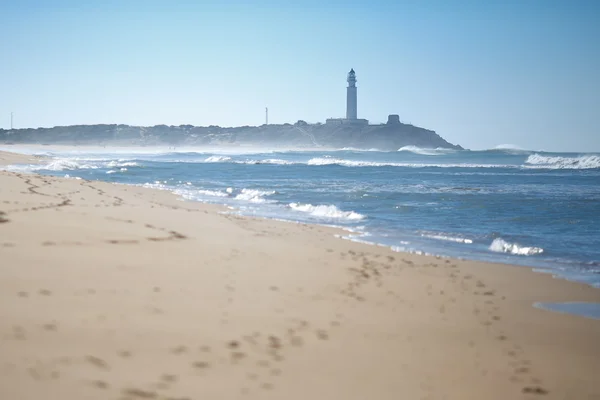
[1,150,599,399]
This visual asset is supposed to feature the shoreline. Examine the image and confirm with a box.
[4,147,598,293]
[1,149,599,399]
[3,148,600,298]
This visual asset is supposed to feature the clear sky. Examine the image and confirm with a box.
[1,0,599,151]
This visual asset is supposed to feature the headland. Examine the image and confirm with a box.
[0,120,461,151]
[0,69,462,151]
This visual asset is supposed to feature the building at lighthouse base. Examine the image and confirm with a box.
[325,118,369,126]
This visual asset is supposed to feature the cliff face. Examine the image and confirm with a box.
[0,122,462,150]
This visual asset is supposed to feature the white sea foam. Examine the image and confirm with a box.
[494,144,524,150]
[421,233,473,244]
[339,147,382,152]
[41,159,100,171]
[306,157,508,169]
[239,159,295,165]
[288,203,365,220]
[205,155,232,163]
[489,238,544,256]
[234,189,276,203]
[106,160,138,167]
[307,157,378,167]
[170,187,229,201]
[398,146,448,156]
[6,157,141,172]
[390,246,434,256]
[491,144,532,154]
[524,154,600,170]
[199,156,295,165]
[194,189,229,198]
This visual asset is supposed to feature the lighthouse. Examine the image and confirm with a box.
[325,69,368,126]
[346,68,357,120]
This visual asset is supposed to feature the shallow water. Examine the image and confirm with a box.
[534,302,600,320]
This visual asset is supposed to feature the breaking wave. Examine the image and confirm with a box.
[201,156,293,165]
[238,159,295,165]
[7,158,140,172]
[525,154,600,170]
[234,189,276,203]
[288,203,365,220]
[489,238,544,256]
[494,144,524,151]
[339,147,381,152]
[205,155,232,163]
[398,146,453,156]
[490,144,533,154]
[193,189,229,198]
[106,160,138,167]
[306,157,509,169]
[421,233,473,244]
[38,159,100,171]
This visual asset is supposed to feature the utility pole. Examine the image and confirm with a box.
[265,107,268,125]
[10,112,13,130]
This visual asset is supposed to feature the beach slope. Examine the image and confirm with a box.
[0,151,599,400]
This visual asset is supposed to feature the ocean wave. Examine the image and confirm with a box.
[155,154,515,169]
[421,233,473,244]
[490,144,532,154]
[7,157,140,172]
[390,246,434,256]
[234,189,276,203]
[307,157,383,167]
[197,156,295,165]
[106,160,139,167]
[494,144,524,151]
[489,238,544,256]
[524,154,600,169]
[398,146,453,156]
[339,147,382,152]
[40,159,100,171]
[194,189,229,198]
[306,157,509,169]
[288,203,365,220]
[169,187,230,202]
[205,155,232,163]
[238,159,295,165]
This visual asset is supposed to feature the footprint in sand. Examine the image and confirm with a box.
[171,345,187,355]
[161,374,178,383]
[522,386,549,395]
[42,323,57,331]
[85,355,109,370]
[122,388,158,398]
[316,330,329,340]
[118,350,132,358]
[92,380,109,389]
[192,361,210,369]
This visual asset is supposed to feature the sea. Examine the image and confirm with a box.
[4,145,600,316]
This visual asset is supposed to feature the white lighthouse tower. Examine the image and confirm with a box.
[346,68,357,120]
[325,69,368,126]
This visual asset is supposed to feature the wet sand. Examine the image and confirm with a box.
[1,150,599,400]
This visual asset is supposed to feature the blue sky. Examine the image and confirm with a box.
[1,0,599,151]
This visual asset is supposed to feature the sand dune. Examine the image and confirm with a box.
[0,150,599,399]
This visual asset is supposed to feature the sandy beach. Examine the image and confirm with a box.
[1,150,599,400]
